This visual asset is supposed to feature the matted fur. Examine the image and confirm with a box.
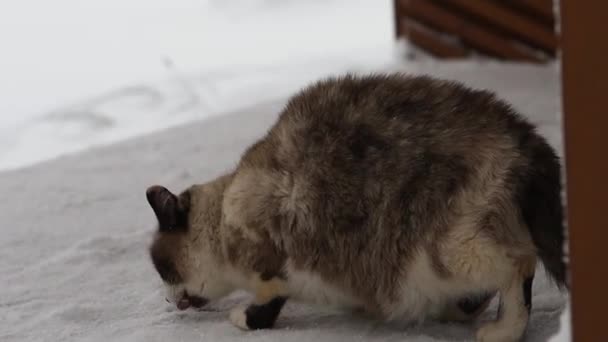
[147,74,565,341]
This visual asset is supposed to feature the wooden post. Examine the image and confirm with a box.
[561,0,608,340]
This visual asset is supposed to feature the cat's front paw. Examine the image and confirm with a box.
[229,307,250,330]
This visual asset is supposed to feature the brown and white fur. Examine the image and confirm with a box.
[146,74,566,341]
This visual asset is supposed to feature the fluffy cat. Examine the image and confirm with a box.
[146,74,566,341]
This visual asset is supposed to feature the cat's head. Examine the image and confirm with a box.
[146,184,232,311]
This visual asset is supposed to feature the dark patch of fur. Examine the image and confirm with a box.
[457,292,494,315]
[186,294,208,308]
[514,137,566,286]
[260,270,287,281]
[245,297,287,329]
[149,229,188,285]
[146,186,191,232]
[348,123,391,160]
[150,251,182,284]
[523,276,533,313]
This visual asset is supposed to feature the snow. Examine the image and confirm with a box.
[0,0,393,170]
[0,61,570,341]
[549,304,572,342]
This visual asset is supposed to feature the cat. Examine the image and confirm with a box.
[146,73,566,341]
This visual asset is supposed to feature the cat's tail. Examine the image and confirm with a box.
[517,137,568,288]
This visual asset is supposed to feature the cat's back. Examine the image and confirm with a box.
[234,73,542,225]
[266,73,531,173]
[221,74,537,244]
[233,74,537,227]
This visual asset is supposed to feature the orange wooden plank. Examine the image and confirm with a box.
[511,0,555,22]
[400,19,469,58]
[441,0,556,52]
[400,0,544,62]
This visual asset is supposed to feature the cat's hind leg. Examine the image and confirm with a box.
[475,256,535,342]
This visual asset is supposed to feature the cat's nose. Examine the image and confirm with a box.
[175,292,208,310]
[177,297,190,310]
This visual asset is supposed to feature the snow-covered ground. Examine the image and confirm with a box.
[0,61,569,341]
[0,0,393,170]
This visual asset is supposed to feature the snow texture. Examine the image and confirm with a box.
[0,62,568,341]
[0,0,393,170]
[549,303,571,342]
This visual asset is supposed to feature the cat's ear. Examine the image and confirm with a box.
[146,185,182,231]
